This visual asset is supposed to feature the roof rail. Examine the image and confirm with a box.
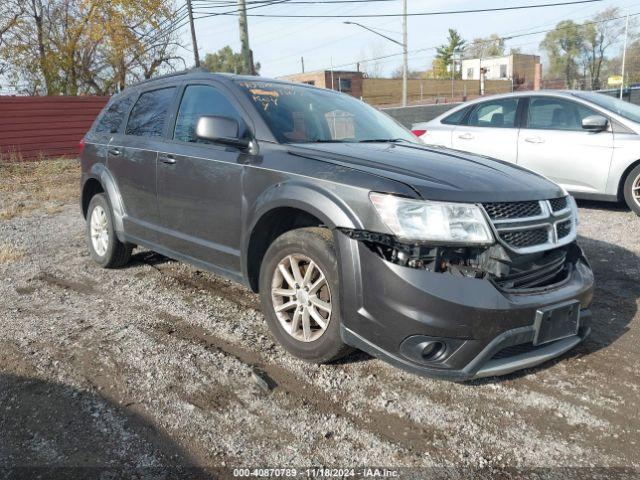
[129,67,211,88]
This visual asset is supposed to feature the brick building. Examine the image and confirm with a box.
[279,70,364,98]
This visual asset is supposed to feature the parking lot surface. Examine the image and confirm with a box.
[1,161,639,476]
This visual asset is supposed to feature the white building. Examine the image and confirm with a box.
[461,53,540,87]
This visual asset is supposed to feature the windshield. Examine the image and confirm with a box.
[236,80,416,144]
[572,91,640,124]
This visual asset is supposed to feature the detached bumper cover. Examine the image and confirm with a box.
[337,232,594,381]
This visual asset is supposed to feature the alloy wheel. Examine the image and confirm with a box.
[271,254,332,342]
[633,173,640,208]
[90,205,109,257]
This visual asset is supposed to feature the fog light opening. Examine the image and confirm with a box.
[420,341,446,361]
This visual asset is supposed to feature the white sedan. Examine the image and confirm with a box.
[412,90,640,215]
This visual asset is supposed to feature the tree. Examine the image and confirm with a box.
[0,0,24,77]
[202,46,260,75]
[465,34,505,59]
[390,65,424,79]
[581,8,633,89]
[540,20,584,87]
[435,29,466,79]
[1,0,185,95]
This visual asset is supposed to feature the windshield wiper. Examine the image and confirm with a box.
[358,138,413,143]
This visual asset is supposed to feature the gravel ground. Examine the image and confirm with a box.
[1,161,639,478]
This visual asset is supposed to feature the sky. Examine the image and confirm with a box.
[181,0,635,78]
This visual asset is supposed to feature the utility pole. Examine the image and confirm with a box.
[186,0,200,67]
[620,11,630,100]
[401,0,408,107]
[238,0,253,74]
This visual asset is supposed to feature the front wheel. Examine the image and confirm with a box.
[259,227,352,363]
[86,193,133,268]
[623,165,640,216]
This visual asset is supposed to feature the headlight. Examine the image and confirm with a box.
[369,192,494,244]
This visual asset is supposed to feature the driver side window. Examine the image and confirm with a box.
[174,85,242,143]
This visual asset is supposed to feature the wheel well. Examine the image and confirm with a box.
[81,178,104,218]
[247,207,324,292]
[618,159,640,200]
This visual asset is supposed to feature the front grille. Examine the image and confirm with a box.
[492,249,568,290]
[557,220,572,239]
[482,201,542,220]
[549,197,568,212]
[481,198,575,254]
[499,228,549,248]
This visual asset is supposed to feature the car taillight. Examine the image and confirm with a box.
[78,137,86,154]
[411,129,426,137]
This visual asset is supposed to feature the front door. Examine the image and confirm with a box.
[517,96,613,194]
[451,97,520,163]
[156,83,247,275]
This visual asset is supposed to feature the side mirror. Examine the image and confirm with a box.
[581,115,608,132]
[196,115,250,148]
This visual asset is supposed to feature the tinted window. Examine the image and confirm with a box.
[441,107,468,125]
[125,87,176,137]
[527,97,598,131]
[95,96,133,134]
[174,85,241,143]
[573,91,640,123]
[468,98,518,128]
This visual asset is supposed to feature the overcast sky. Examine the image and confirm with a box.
[183,0,633,78]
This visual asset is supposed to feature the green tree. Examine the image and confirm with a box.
[435,29,466,79]
[465,34,505,59]
[540,20,584,87]
[202,46,260,75]
[581,8,632,89]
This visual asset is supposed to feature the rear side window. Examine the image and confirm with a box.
[95,96,133,134]
[468,98,519,128]
[125,87,176,137]
[174,85,241,143]
[441,107,468,125]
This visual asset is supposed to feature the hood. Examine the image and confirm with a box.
[288,142,564,203]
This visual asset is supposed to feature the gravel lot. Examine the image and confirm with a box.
[1,160,639,478]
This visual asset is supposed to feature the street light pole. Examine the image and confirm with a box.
[344,19,407,105]
[620,11,630,100]
[401,0,408,107]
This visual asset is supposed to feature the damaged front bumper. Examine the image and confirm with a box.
[335,229,594,381]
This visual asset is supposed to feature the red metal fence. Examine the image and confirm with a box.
[0,96,109,161]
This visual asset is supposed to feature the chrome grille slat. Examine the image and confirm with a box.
[481,197,576,254]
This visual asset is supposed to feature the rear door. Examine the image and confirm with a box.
[155,82,247,274]
[451,97,520,163]
[108,86,176,243]
[517,96,613,194]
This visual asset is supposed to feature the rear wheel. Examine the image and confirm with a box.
[86,193,133,268]
[623,164,640,216]
[259,227,352,363]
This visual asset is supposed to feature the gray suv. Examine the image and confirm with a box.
[80,70,594,381]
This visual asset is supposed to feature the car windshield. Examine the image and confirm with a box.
[572,91,640,124]
[236,80,416,144]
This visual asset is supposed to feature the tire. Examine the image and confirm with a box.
[86,193,133,268]
[259,227,352,363]
[623,164,640,216]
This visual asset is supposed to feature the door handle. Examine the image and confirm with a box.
[108,148,121,156]
[525,136,545,144]
[160,154,176,165]
[458,133,474,140]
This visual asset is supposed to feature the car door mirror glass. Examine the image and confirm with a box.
[581,115,608,132]
[196,115,249,148]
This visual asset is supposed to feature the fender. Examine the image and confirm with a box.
[240,180,368,281]
[85,163,127,241]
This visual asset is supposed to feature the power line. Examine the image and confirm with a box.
[194,0,604,19]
